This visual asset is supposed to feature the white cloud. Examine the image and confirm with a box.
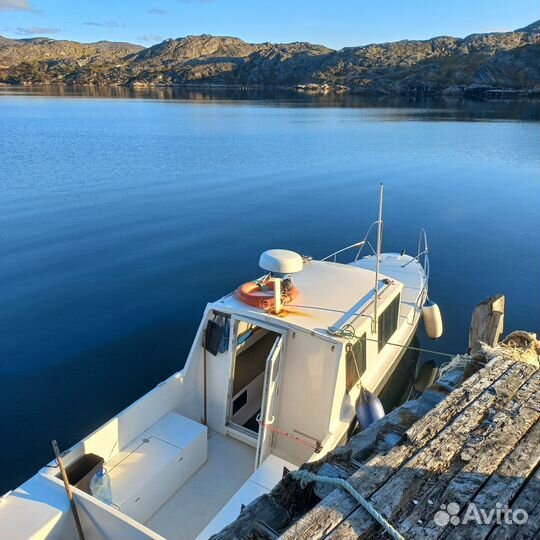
[0,0,33,11]
[14,26,60,35]
[137,34,165,44]
[148,8,167,15]
[83,20,123,28]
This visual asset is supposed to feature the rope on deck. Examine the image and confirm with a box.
[482,330,540,368]
[291,470,405,540]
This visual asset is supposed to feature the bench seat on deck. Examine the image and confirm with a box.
[105,411,207,523]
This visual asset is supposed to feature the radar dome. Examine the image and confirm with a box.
[259,249,303,274]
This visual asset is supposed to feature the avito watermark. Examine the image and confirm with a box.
[434,502,528,527]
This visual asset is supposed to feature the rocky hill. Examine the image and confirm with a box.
[0,21,538,95]
[0,37,143,85]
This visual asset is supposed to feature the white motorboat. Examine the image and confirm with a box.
[0,188,442,540]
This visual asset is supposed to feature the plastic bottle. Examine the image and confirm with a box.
[89,467,112,504]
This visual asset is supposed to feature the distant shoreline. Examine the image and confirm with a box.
[1,82,539,100]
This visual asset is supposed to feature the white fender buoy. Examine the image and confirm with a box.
[355,388,385,430]
[422,300,443,339]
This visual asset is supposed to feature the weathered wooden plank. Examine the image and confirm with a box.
[279,358,515,540]
[324,361,535,540]
[488,467,540,540]
[447,369,540,506]
[445,420,540,540]
[469,295,505,354]
[398,368,540,539]
[313,463,356,499]
[404,357,514,447]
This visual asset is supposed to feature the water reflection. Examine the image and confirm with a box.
[1,85,538,121]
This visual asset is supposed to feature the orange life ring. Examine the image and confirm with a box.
[236,280,299,309]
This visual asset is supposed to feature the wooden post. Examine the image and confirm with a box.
[468,294,505,354]
[52,440,86,540]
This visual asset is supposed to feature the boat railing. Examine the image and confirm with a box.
[324,224,430,312]
[402,227,430,311]
[322,220,379,263]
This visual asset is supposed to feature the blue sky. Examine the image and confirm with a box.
[0,0,538,49]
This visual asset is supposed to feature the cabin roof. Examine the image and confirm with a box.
[215,259,402,337]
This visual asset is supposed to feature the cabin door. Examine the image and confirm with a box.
[255,335,283,468]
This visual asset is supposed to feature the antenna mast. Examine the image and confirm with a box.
[372,183,384,334]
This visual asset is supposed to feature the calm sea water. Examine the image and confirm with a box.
[1,88,539,493]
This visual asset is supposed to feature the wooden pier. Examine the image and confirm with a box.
[213,296,540,540]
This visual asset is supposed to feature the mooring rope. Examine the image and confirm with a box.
[335,323,456,359]
[291,470,405,540]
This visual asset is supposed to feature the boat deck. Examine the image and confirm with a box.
[145,430,256,540]
[353,253,425,313]
[218,258,402,336]
[197,453,298,539]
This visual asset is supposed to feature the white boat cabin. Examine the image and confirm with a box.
[0,236,431,540]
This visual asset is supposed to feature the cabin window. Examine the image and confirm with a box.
[346,334,366,392]
[378,294,400,351]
